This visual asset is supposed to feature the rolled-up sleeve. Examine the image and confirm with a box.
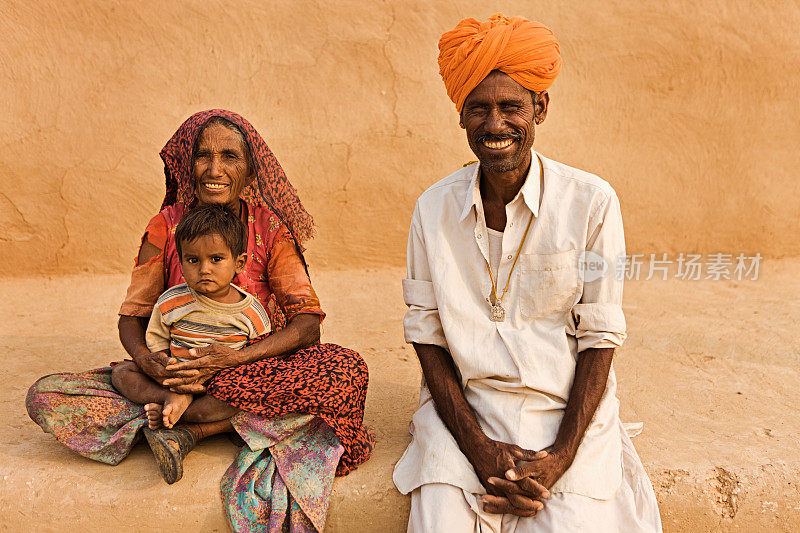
[403,204,448,350]
[573,191,627,352]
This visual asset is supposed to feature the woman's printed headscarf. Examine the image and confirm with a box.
[159,109,314,245]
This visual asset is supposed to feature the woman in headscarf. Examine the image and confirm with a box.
[26,109,373,532]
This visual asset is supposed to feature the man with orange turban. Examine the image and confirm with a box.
[393,14,662,532]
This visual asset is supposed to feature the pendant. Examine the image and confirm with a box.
[487,293,505,322]
[490,303,506,322]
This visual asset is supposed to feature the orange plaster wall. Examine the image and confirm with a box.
[1,0,798,275]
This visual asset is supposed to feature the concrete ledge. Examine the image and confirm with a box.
[2,262,799,531]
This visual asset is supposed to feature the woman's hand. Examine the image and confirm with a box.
[119,316,180,385]
[134,349,178,386]
[162,344,239,394]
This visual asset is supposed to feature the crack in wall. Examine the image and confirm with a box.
[330,140,354,237]
[0,192,35,242]
[54,168,71,268]
[381,3,399,136]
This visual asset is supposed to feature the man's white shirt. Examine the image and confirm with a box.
[394,151,628,499]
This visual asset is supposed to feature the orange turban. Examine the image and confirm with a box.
[438,13,562,112]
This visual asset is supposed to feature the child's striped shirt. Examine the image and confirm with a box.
[145,283,270,361]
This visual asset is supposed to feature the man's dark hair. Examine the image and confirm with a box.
[175,204,247,260]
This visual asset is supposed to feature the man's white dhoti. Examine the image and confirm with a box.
[407,424,661,533]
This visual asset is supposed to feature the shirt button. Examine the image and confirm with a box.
[477,234,482,239]
[507,255,512,259]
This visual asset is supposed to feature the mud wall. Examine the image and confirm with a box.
[2,0,798,275]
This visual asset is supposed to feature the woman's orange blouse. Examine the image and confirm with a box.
[119,202,324,330]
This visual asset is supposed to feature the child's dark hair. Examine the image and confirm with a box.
[175,204,247,259]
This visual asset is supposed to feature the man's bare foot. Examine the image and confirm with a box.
[144,403,164,430]
[162,392,193,429]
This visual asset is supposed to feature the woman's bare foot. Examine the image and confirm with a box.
[162,392,193,429]
[144,403,164,430]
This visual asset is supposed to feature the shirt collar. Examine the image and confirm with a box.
[459,150,542,223]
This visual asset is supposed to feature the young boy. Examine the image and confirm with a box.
[112,204,270,430]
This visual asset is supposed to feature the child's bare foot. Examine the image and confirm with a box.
[162,392,193,429]
[144,403,164,430]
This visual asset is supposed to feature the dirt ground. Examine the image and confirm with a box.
[1,259,799,531]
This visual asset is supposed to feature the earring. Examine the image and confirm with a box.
[459,121,465,129]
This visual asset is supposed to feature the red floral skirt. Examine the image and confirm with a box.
[207,342,373,475]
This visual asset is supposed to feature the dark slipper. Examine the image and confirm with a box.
[142,426,197,484]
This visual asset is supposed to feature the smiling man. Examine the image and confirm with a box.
[393,14,662,532]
